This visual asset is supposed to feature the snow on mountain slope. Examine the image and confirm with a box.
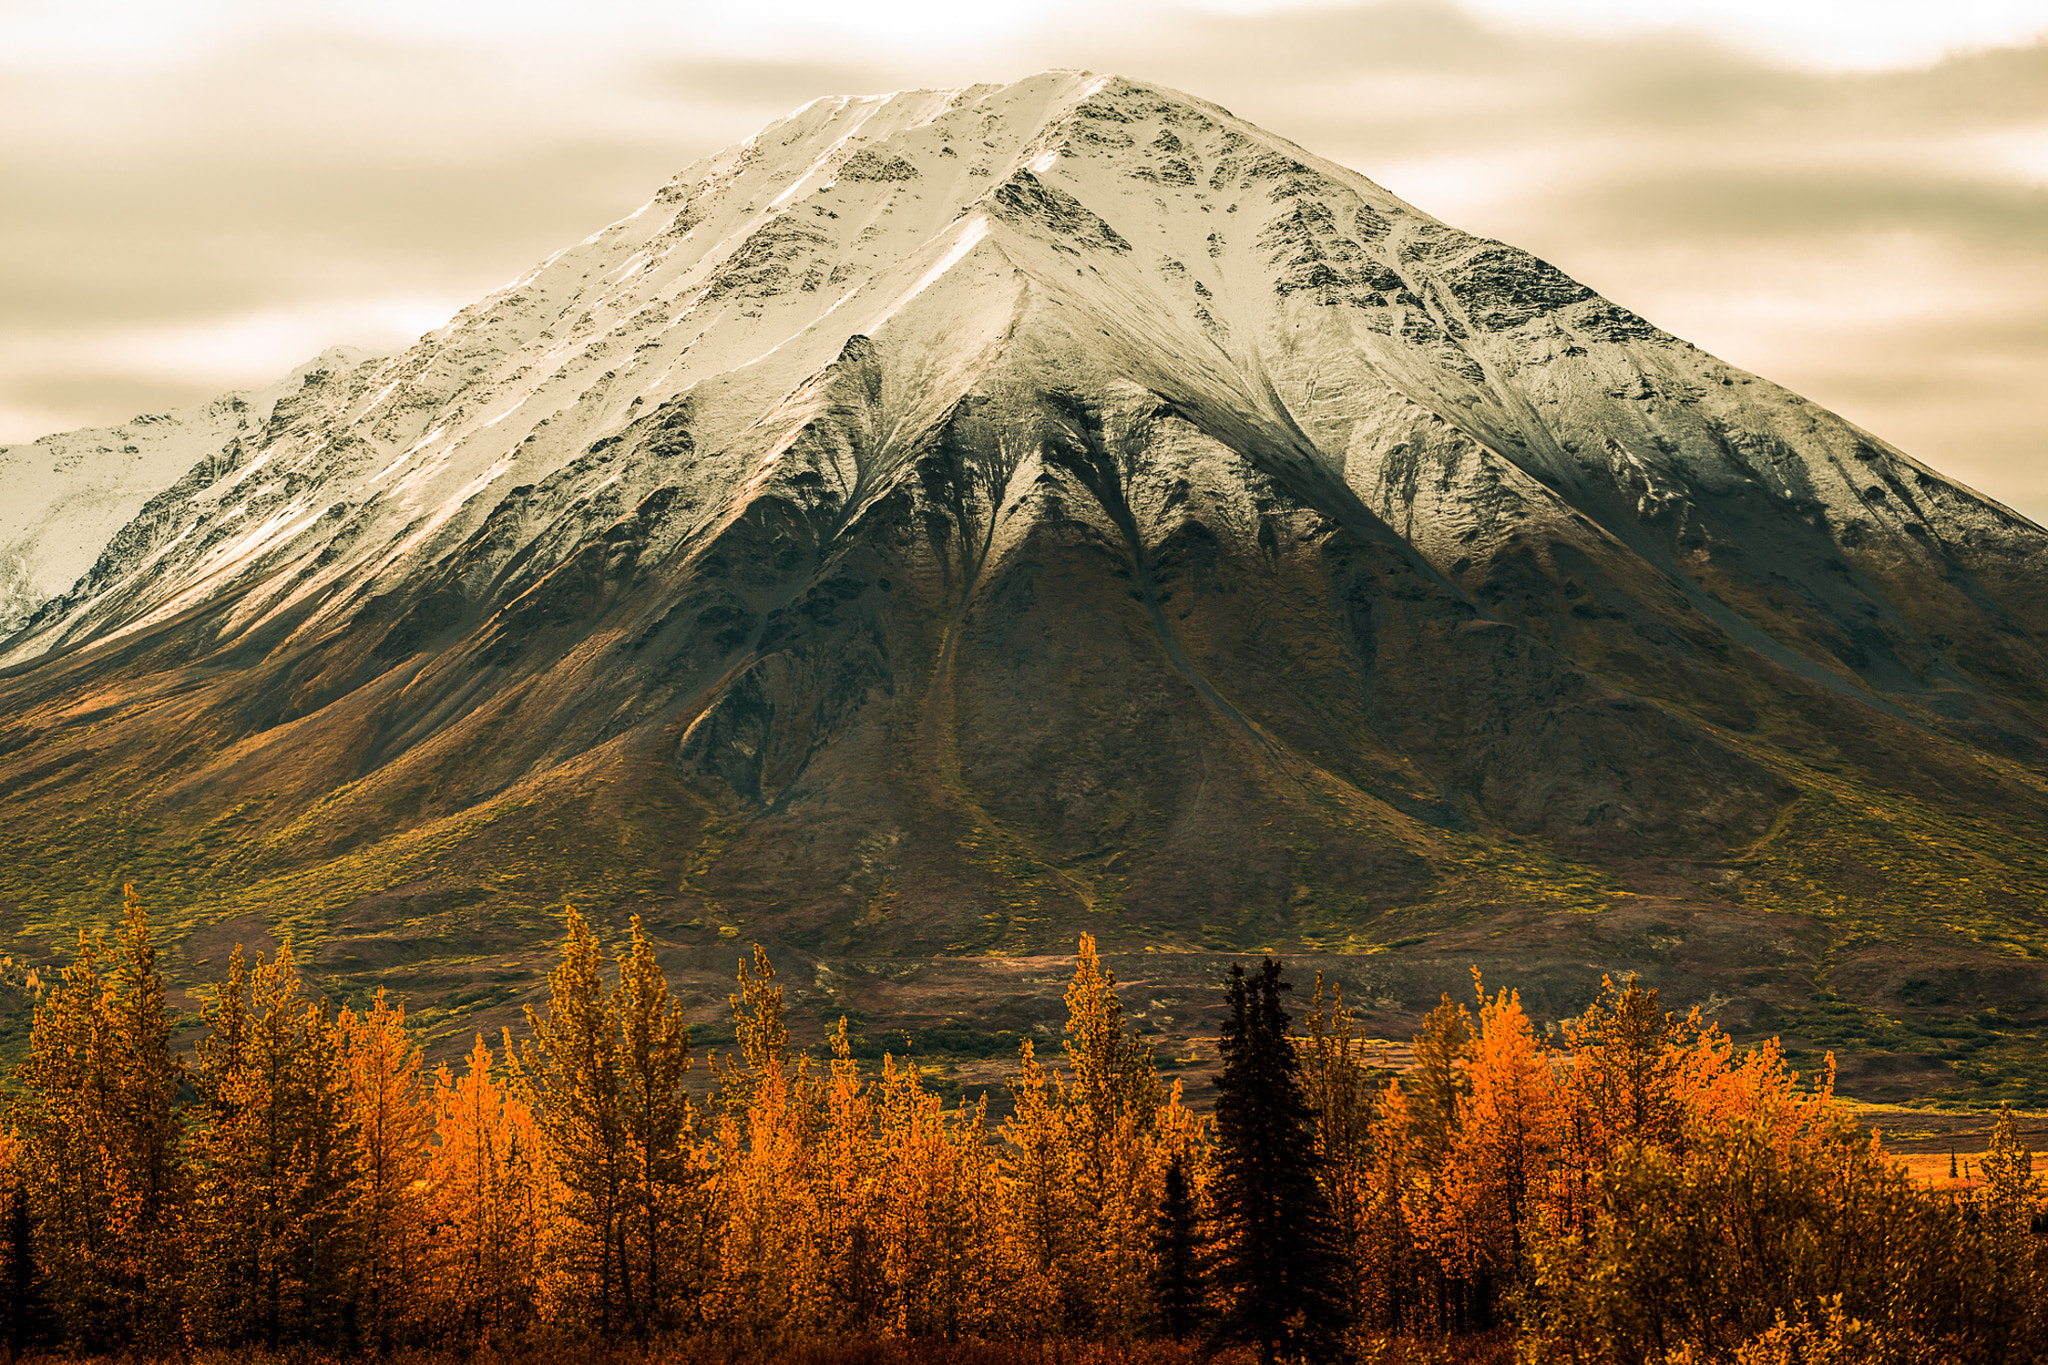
[0,347,376,640]
[11,69,2036,676]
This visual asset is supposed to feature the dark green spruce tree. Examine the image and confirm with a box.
[1152,1150,1206,1340]
[1212,958,1352,1364]
[2,1174,58,1355]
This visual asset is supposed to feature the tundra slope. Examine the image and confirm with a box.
[3,72,2045,1093]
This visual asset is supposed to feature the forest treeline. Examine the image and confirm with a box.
[1,890,2044,1365]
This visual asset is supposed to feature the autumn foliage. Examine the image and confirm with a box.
[1,895,2043,1365]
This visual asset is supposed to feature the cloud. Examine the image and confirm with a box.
[1,138,686,324]
[656,59,898,106]
[0,296,470,450]
[1449,0,2048,72]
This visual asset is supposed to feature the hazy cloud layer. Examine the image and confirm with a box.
[3,1,2042,519]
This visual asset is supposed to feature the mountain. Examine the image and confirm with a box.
[0,347,378,641]
[3,71,2045,1098]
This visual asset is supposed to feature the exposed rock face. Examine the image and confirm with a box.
[2,73,2045,1075]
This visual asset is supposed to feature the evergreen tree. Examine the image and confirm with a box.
[1,1172,59,1355]
[1211,959,1350,1364]
[1151,1151,1205,1341]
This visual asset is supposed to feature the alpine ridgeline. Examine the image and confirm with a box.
[4,73,2045,1082]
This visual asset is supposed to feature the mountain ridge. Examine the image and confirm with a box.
[2,71,2045,1101]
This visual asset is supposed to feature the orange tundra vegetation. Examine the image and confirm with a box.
[0,891,2043,1364]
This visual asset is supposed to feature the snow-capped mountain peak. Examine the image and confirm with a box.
[8,72,2030,671]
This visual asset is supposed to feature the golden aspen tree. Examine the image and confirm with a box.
[517,910,700,1336]
[187,943,365,1348]
[26,927,2048,1359]
[1968,1104,2046,1358]
[705,1067,809,1336]
[1000,933,1188,1337]
[1521,1108,1936,1364]
[1000,1033,1079,1318]
[1978,1103,2038,1222]
[715,944,791,1108]
[930,1079,1010,1339]
[1406,993,1474,1174]
[15,926,110,1342]
[1654,1297,1892,1365]
[1356,1079,1427,1335]
[1564,977,1686,1147]
[870,1055,940,1334]
[1550,976,1691,1237]
[1671,1031,1839,1160]
[613,915,702,1332]
[1064,933,1173,1335]
[706,947,826,1338]
[290,991,366,1340]
[1425,978,1556,1327]
[1063,934,1166,1141]
[1302,974,1378,1308]
[810,1018,887,1334]
[185,944,251,1340]
[104,888,188,1351]
[427,1034,556,1339]
[334,989,433,1349]
[12,887,187,1351]
[1389,991,1477,1334]
[867,1054,1007,1340]
[708,977,1013,1343]
[702,983,1022,1345]
[1510,976,2018,1364]
[706,948,787,1328]
[517,909,631,1332]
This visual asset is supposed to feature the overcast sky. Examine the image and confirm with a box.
[5,0,2044,520]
